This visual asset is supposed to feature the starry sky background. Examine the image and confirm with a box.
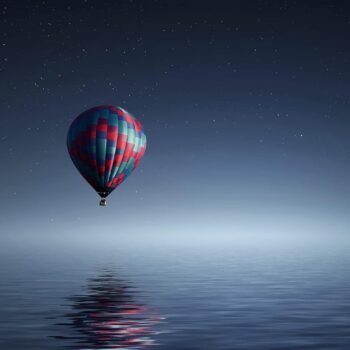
[2,0,350,239]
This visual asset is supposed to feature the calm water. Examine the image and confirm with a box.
[1,234,350,349]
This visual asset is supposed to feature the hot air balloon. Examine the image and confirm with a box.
[67,105,147,206]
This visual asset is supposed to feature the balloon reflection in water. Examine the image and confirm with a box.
[55,273,163,349]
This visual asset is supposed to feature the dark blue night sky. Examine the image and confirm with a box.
[2,1,350,237]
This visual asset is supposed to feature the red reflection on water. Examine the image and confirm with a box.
[55,273,163,349]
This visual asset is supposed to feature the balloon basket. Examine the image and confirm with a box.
[99,198,107,207]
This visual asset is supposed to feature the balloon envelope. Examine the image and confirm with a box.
[67,105,146,199]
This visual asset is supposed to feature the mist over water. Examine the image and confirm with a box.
[1,232,350,349]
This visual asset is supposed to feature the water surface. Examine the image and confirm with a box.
[0,234,350,349]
